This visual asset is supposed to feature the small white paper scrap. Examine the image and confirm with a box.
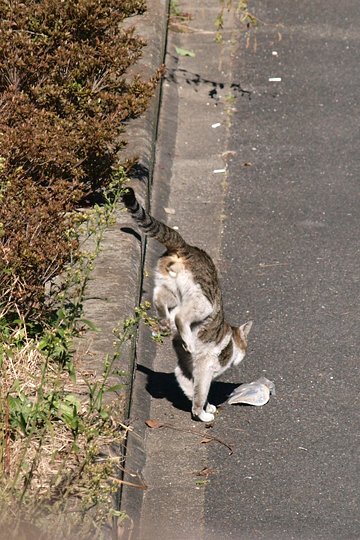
[269,77,282,82]
[211,122,221,128]
[213,168,226,174]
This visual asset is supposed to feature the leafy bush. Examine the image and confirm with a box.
[0,0,160,319]
[0,172,79,318]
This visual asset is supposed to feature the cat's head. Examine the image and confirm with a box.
[232,320,253,362]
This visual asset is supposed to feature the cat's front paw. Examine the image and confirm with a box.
[206,403,217,414]
[158,319,171,334]
[194,410,215,423]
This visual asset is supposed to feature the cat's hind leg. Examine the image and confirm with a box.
[192,354,216,422]
[174,365,193,401]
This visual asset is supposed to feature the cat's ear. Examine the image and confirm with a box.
[239,320,253,338]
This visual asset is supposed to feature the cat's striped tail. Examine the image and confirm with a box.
[122,187,187,250]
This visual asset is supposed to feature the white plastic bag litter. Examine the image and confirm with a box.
[227,377,275,406]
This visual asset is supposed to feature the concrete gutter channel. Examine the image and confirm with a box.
[83,0,245,538]
[118,2,242,539]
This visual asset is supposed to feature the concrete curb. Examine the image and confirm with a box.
[118,0,170,411]
[114,0,171,532]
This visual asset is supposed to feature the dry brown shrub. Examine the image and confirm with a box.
[0,173,80,317]
[0,0,161,319]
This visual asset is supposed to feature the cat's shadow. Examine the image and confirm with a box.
[136,363,240,413]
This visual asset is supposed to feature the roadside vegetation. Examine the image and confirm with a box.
[215,0,257,42]
[0,0,160,537]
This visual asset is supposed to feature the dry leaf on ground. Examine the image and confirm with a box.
[145,419,164,429]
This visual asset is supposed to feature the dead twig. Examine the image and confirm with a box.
[109,477,147,490]
[145,419,234,455]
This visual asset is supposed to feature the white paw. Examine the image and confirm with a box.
[206,403,217,414]
[195,410,215,423]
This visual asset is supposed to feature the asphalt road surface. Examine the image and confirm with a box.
[206,1,360,538]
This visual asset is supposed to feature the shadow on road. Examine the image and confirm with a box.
[137,363,240,412]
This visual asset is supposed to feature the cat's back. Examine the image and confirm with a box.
[179,244,221,304]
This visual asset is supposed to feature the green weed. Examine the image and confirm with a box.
[215,0,257,43]
[169,0,193,33]
[0,171,135,539]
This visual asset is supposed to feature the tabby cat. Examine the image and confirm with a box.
[122,187,252,422]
